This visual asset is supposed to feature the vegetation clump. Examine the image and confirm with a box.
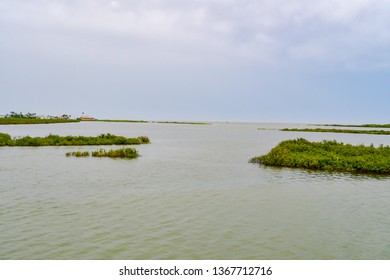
[0,118,79,125]
[250,138,390,174]
[313,123,390,128]
[0,133,12,146]
[66,151,90,157]
[0,111,77,125]
[281,128,390,135]
[91,148,139,159]
[66,148,139,159]
[0,133,150,146]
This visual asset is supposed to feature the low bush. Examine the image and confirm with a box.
[0,133,12,146]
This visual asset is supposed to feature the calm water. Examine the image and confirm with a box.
[1,122,390,259]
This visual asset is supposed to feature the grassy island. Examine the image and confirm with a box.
[0,133,150,146]
[66,148,140,159]
[0,118,80,125]
[250,138,390,174]
[281,128,390,135]
[313,123,390,128]
[91,147,139,159]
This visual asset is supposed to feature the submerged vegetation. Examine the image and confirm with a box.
[0,118,79,125]
[250,138,390,174]
[0,133,150,146]
[66,148,139,159]
[281,128,390,135]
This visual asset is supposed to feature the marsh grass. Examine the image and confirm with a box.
[0,118,79,125]
[0,133,12,146]
[312,123,390,128]
[91,148,139,159]
[0,133,150,146]
[66,151,90,157]
[281,128,390,135]
[250,138,390,174]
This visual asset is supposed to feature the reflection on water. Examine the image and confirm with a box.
[259,165,390,184]
[1,122,390,259]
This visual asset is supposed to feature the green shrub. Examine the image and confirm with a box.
[0,133,12,146]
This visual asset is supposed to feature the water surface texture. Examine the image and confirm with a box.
[1,122,390,259]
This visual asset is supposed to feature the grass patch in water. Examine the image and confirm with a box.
[0,133,150,146]
[250,138,390,174]
[91,147,139,159]
[66,151,90,157]
[66,148,139,159]
[281,128,390,135]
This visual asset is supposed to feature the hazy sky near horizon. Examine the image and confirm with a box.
[1,0,389,123]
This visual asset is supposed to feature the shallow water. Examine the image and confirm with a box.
[1,122,390,259]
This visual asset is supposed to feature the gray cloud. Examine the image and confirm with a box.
[2,0,389,67]
[1,0,390,122]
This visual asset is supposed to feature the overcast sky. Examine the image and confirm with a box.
[1,0,389,123]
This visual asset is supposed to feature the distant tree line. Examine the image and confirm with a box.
[1,111,71,119]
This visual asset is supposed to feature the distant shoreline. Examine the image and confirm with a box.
[311,123,390,128]
[0,118,210,125]
[281,128,390,135]
[0,118,80,125]
[2,117,389,127]
[95,120,210,125]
